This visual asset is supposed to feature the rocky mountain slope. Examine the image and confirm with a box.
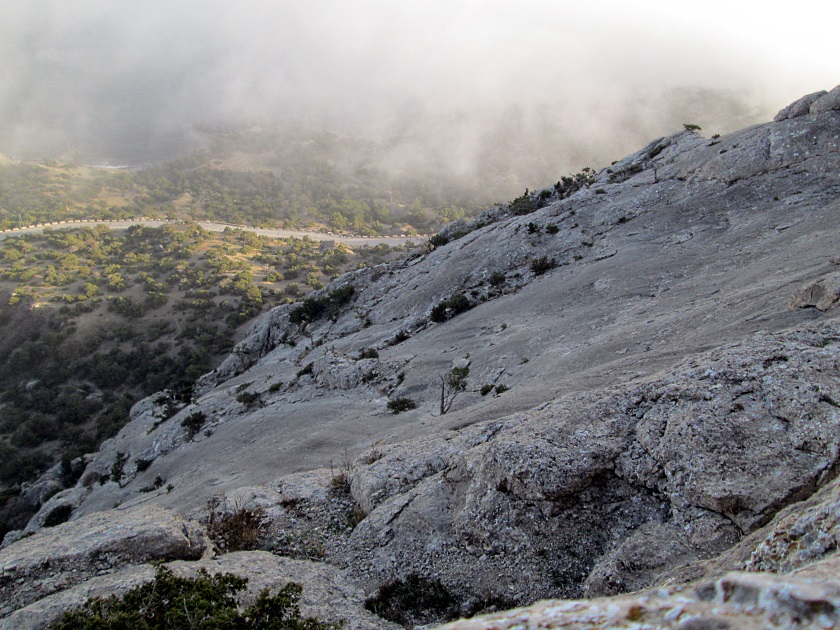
[2,86,840,628]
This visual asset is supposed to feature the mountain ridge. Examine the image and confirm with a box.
[2,85,840,628]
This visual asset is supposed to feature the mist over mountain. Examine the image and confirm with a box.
[2,1,834,182]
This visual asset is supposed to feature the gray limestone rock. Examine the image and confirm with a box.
[439,565,840,629]
[809,84,840,114]
[789,272,840,311]
[0,505,206,614]
[774,90,827,121]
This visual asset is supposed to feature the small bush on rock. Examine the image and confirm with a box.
[50,565,337,629]
[236,391,261,408]
[207,501,268,553]
[388,398,417,414]
[181,411,207,438]
[509,190,535,215]
[530,256,556,275]
[390,330,411,345]
[430,293,472,323]
[289,285,355,325]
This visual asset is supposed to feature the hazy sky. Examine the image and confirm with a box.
[1,0,836,165]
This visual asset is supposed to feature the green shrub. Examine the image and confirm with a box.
[530,256,555,275]
[387,398,417,414]
[430,302,448,323]
[439,366,469,415]
[508,190,535,215]
[494,384,509,395]
[527,222,539,234]
[554,167,596,198]
[236,391,261,408]
[646,143,665,159]
[134,457,153,472]
[289,285,355,325]
[430,293,472,323]
[390,330,410,345]
[109,452,128,484]
[545,224,559,235]
[488,272,506,287]
[50,565,337,629]
[181,411,207,438]
[426,233,449,251]
[296,363,314,378]
[358,348,379,360]
[480,384,493,396]
[139,475,166,493]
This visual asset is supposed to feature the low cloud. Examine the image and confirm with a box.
[0,1,834,178]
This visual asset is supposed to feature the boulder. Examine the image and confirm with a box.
[774,90,826,121]
[810,85,840,114]
[0,505,206,615]
[789,272,840,311]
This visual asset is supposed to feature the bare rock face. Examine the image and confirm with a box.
[774,90,827,121]
[789,271,840,311]
[0,505,206,615]
[810,84,840,114]
[439,566,840,629]
[334,321,840,603]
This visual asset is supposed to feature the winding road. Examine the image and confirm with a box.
[0,219,429,246]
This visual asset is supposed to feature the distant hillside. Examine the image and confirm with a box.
[0,127,493,236]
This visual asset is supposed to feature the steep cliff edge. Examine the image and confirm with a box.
[3,87,840,628]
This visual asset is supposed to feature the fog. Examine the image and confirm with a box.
[1,1,836,184]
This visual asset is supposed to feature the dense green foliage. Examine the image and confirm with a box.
[51,565,338,629]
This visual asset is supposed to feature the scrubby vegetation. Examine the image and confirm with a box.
[439,366,469,415]
[387,398,417,414]
[50,565,337,629]
[530,255,556,275]
[289,285,355,325]
[430,293,472,323]
[206,500,269,553]
[0,223,402,540]
[182,411,208,439]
